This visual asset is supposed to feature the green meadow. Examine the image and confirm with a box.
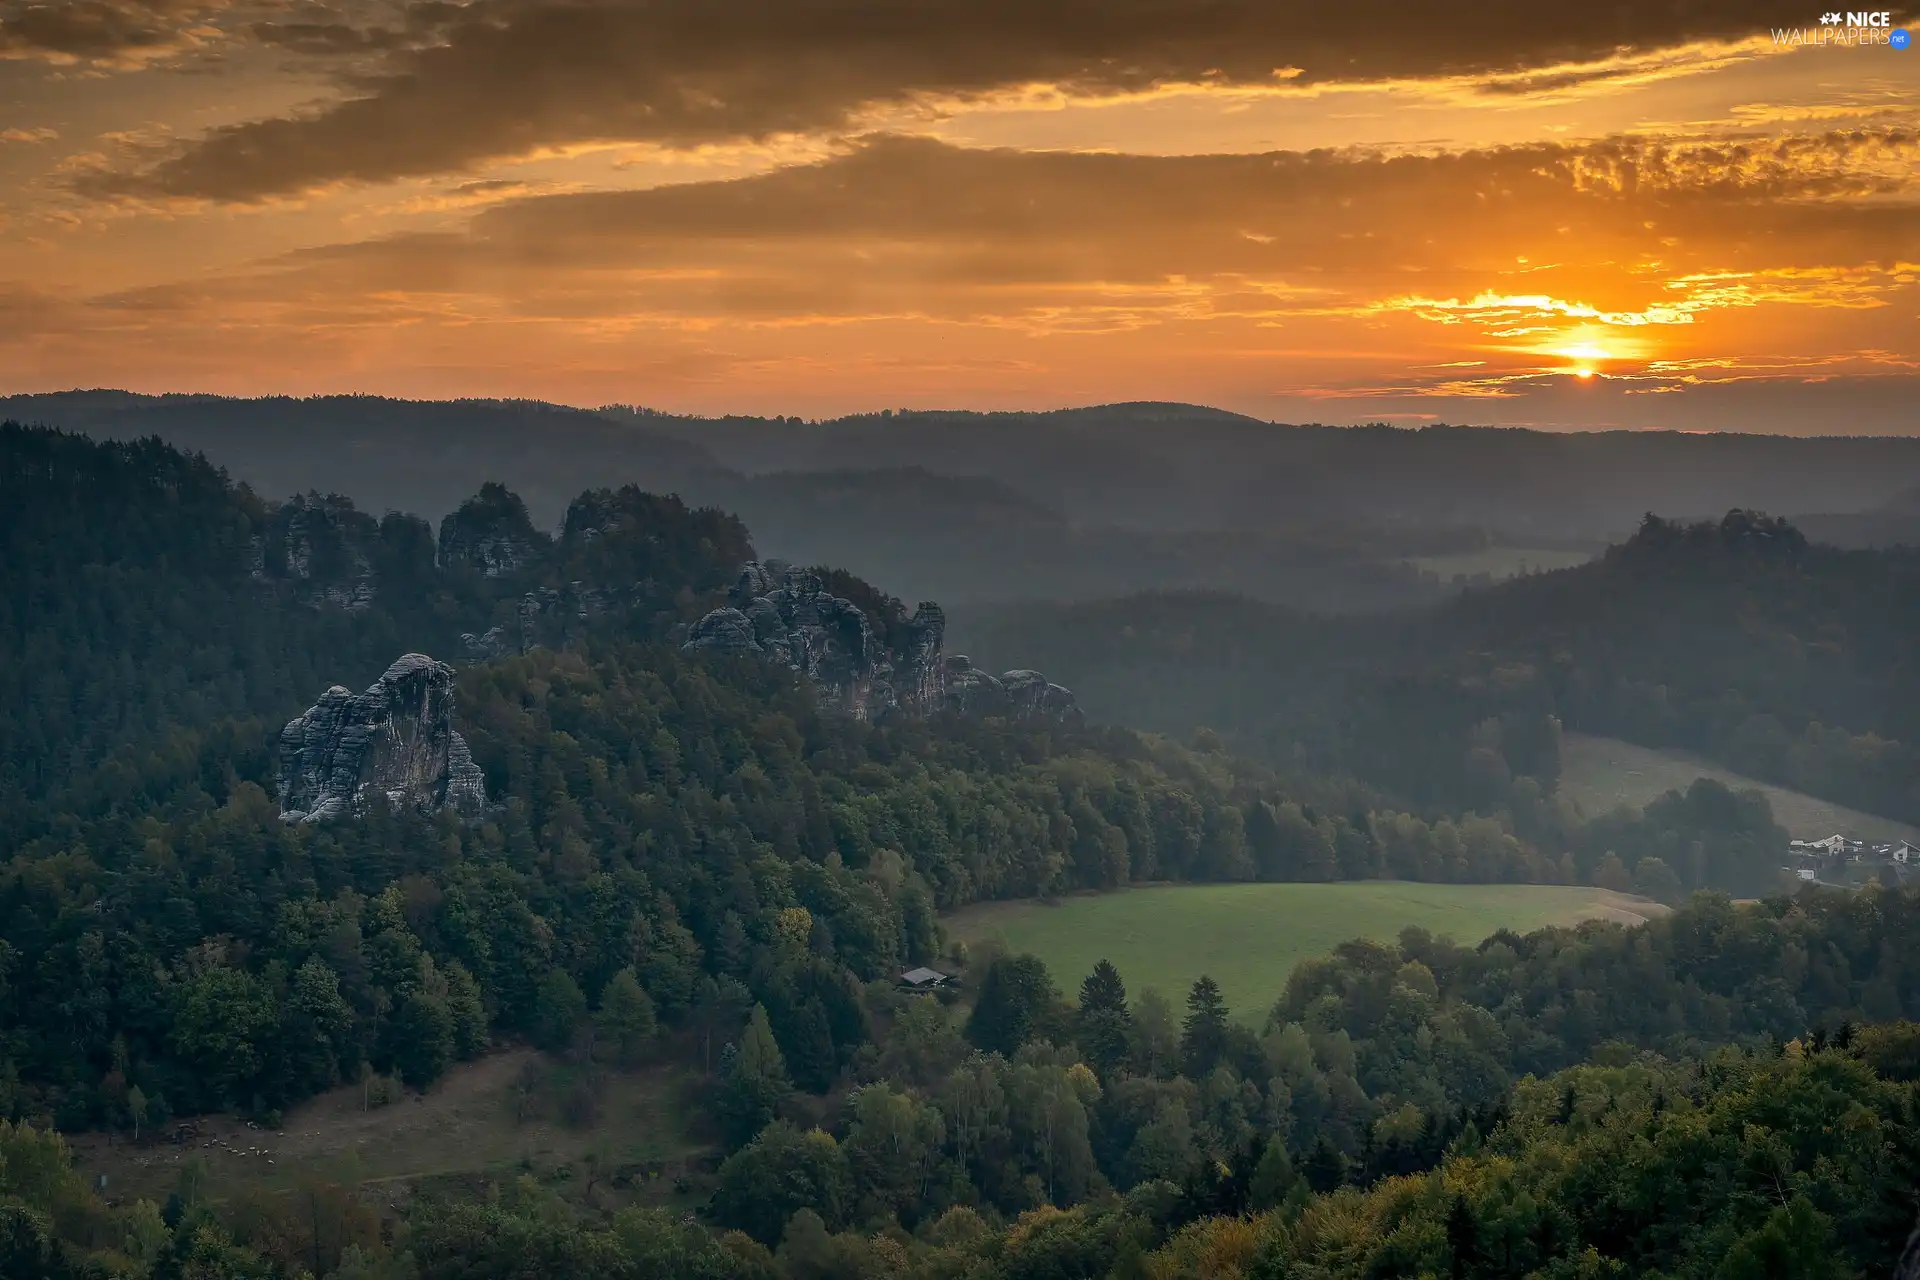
[1560,731,1919,844]
[948,881,1661,1022]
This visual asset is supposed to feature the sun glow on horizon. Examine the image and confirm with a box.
[1547,334,1638,381]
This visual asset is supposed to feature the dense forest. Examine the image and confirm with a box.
[11,392,1920,616]
[6,898,1920,1277]
[964,511,1920,830]
[4,424,1785,1129]
[2,422,1917,1278]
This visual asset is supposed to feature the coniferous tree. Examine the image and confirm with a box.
[532,970,588,1054]
[595,968,658,1067]
[715,1005,791,1151]
[966,955,1063,1058]
[1303,1134,1349,1195]
[1076,960,1132,1080]
[1446,1193,1480,1280]
[1180,975,1230,1078]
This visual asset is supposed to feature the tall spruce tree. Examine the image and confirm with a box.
[1076,959,1132,1080]
[966,955,1061,1057]
[1180,975,1231,1078]
[715,1005,790,1151]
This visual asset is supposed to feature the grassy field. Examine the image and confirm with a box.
[1407,547,1593,581]
[1561,732,1919,844]
[947,882,1661,1024]
[71,1049,710,1208]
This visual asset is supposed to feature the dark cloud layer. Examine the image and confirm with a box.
[89,0,1822,200]
[0,0,224,62]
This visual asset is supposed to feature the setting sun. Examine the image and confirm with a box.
[0,0,1913,430]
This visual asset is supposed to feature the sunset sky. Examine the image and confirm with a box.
[2,0,1917,429]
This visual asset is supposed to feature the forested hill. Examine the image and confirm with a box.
[0,423,750,818]
[0,392,727,531]
[1412,511,1920,819]
[0,422,1830,1133]
[17,391,1920,540]
[964,511,1920,828]
[13,393,1920,619]
[5,429,1920,1279]
[0,422,1399,1130]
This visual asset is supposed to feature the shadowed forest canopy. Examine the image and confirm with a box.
[2,422,1919,1279]
[964,510,1920,829]
[10,393,1920,614]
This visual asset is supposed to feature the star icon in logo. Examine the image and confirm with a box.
[1820,11,1842,21]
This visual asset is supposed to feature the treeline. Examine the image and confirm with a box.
[708,884,1920,1238]
[3,629,1797,1131]
[9,893,1920,1277]
[564,888,1920,1275]
[1449,511,1920,825]
[966,511,1920,831]
[7,633,1627,1133]
[0,423,749,829]
[0,428,1825,1137]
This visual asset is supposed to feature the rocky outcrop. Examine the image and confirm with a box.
[458,487,752,659]
[439,482,546,578]
[278,654,487,823]
[251,493,379,611]
[685,560,1076,724]
[943,656,1081,723]
[460,582,617,659]
[686,560,945,720]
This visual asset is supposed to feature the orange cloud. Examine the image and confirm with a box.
[75,0,1842,201]
[7,127,1917,429]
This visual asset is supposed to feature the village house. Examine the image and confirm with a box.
[899,966,951,992]
[1784,832,1919,887]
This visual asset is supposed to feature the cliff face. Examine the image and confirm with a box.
[459,486,754,660]
[438,481,547,578]
[943,657,1080,722]
[685,560,940,719]
[686,560,1077,724]
[251,493,380,611]
[254,479,1072,728]
[278,653,487,823]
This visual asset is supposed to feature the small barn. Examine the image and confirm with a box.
[899,966,951,991]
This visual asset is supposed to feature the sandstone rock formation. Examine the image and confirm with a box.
[459,486,752,659]
[438,482,546,578]
[686,561,1077,724]
[686,560,946,720]
[460,583,614,660]
[943,656,1081,723]
[250,493,379,610]
[278,653,488,823]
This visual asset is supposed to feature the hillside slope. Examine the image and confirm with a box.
[964,513,1920,830]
